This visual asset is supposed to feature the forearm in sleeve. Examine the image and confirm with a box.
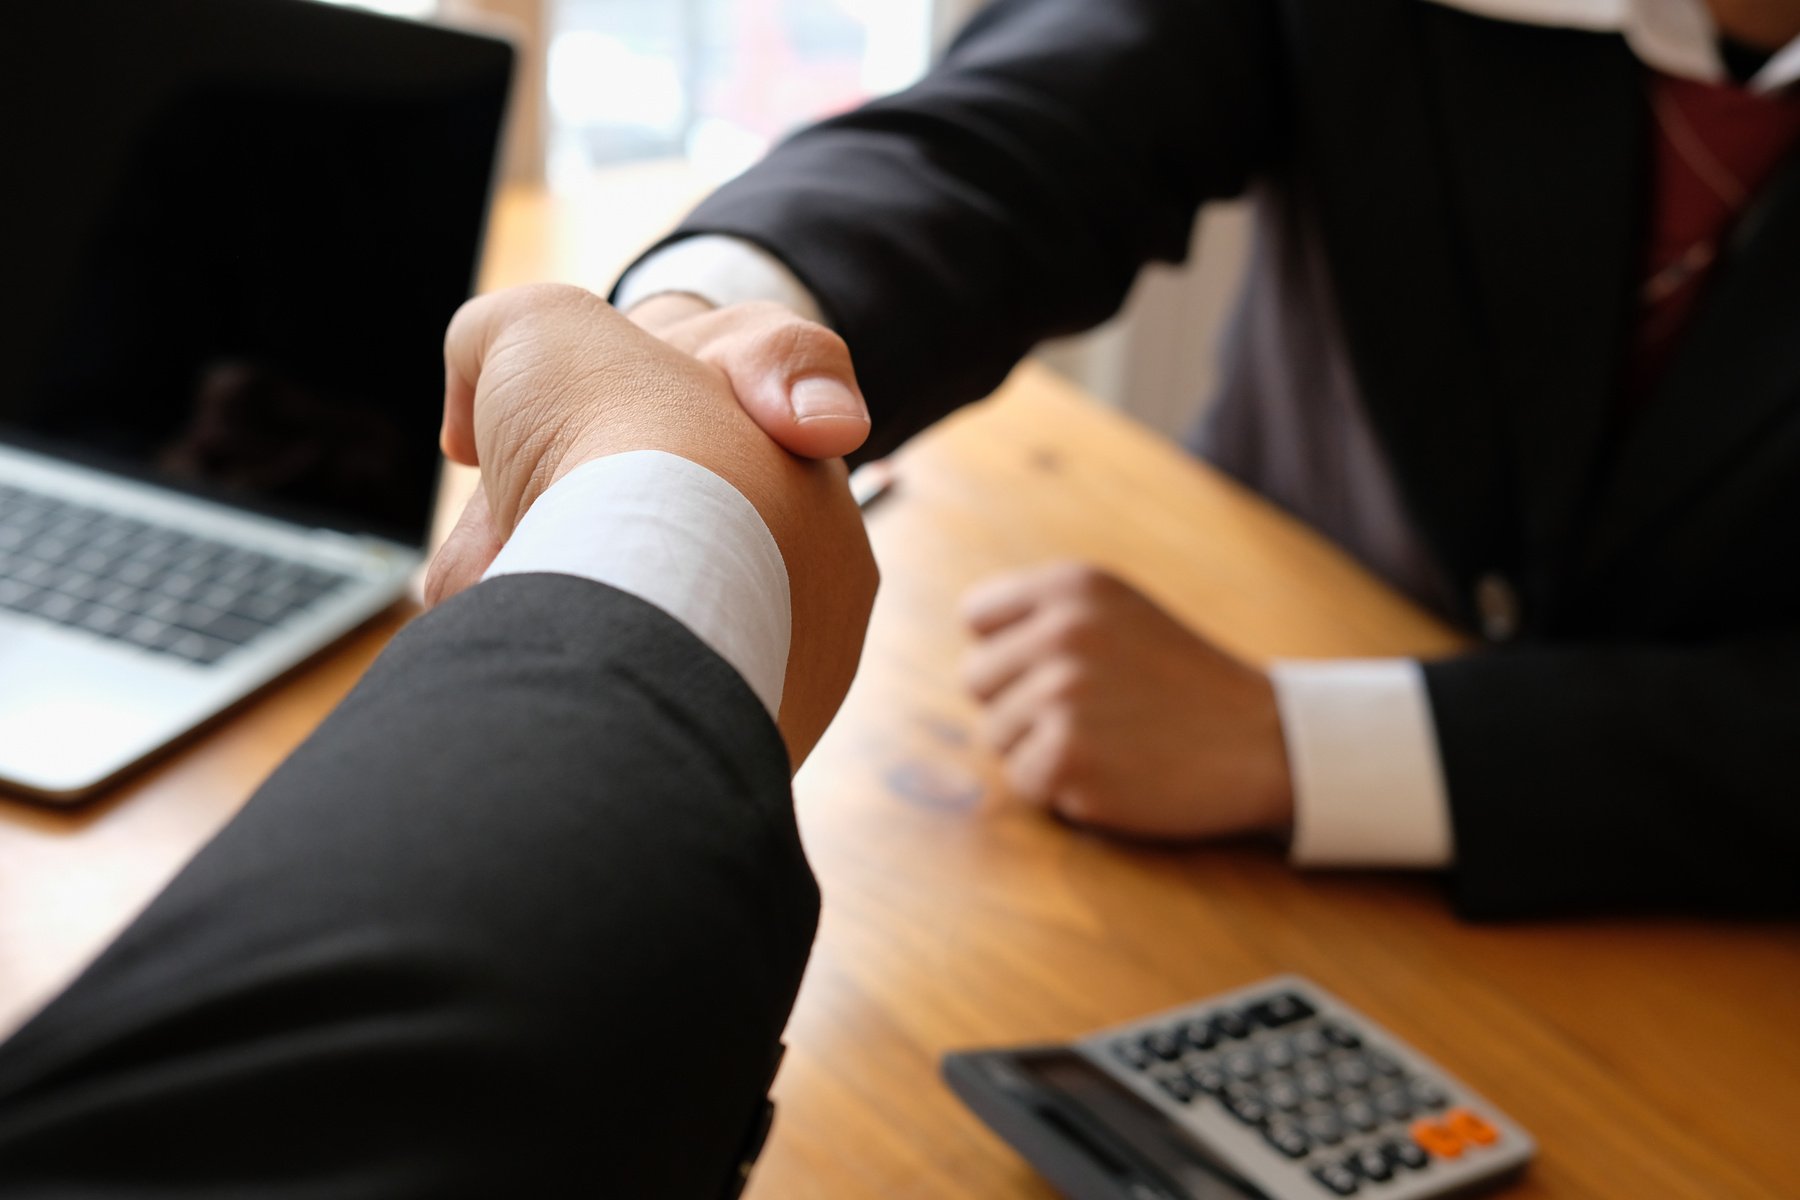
[0,575,816,1199]
[1424,634,1800,918]
[634,0,1289,455]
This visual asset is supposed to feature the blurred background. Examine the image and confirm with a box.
[317,0,1250,440]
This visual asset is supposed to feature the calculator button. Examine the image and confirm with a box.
[1311,1163,1361,1195]
[1223,1088,1270,1126]
[1333,1057,1373,1089]
[1248,991,1316,1028]
[1224,1048,1262,1080]
[1210,1009,1252,1041]
[1320,1020,1362,1049]
[1445,1107,1500,1146]
[1372,1085,1415,1123]
[1188,1065,1230,1096]
[1292,1028,1332,1058]
[1340,1098,1380,1133]
[1263,1120,1312,1159]
[1300,1068,1337,1101]
[1114,1040,1154,1071]
[1146,1028,1184,1061]
[1157,1072,1197,1104]
[1408,1080,1450,1111]
[1263,1078,1303,1111]
[1261,1036,1297,1071]
[1303,1109,1346,1146]
[1350,1146,1394,1182]
[1410,1118,1466,1159]
[1365,1047,1405,1078]
[1181,1018,1220,1052]
[1385,1139,1430,1171]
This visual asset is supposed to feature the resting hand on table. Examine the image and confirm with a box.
[961,561,1295,840]
[424,283,878,763]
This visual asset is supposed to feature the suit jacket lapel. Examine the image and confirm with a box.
[1583,154,1800,575]
[1418,10,1646,603]
[1301,2,1529,609]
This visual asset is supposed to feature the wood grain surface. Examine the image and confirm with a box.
[741,369,1799,1200]
[2,188,1794,1199]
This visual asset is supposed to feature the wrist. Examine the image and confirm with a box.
[1243,670,1297,836]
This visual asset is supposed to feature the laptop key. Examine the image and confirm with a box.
[157,628,234,666]
[0,485,355,665]
[76,605,134,639]
[115,560,161,588]
[0,579,42,611]
[154,573,206,601]
[180,610,267,647]
[139,596,187,625]
[98,584,149,614]
[121,618,174,650]
[10,559,57,587]
[30,592,86,624]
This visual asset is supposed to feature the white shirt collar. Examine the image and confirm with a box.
[1424,0,1800,92]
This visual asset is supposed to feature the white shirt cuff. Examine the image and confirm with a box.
[614,235,828,326]
[1272,659,1455,869]
[482,451,791,719]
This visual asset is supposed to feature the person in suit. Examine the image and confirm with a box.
[605,0,1800,917]
[0,285,877,1197]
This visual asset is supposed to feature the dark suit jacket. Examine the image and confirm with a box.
[634,0,1800,919]
[0,575,812,1198]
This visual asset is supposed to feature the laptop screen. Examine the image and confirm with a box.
[0,0,512,546]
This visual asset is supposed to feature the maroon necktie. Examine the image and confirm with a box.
[1626,72,1800,405]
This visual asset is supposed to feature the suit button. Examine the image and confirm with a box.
[1474,573,1521,642]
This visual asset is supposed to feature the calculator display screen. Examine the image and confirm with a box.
[1017,1050,1269,1200]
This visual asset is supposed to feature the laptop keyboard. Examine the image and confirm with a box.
[0,483,353,667]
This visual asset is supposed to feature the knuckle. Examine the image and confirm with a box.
[1004,757,1047,802]
[764,318,850,371]
[959,651,991,695]
[1046,560,1096,593]
[1043,604,1096,652]
[1062,562,1126,602]
[1048,740,1085,788]
[1039,714,1079,768]
[1052,791,1094,824]
[1045,659,1087,702]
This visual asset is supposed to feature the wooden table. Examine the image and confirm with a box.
[4,190,1797,1199]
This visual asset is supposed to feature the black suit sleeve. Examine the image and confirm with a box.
[1426,635,1800,918]
[633,0,1290,457]
[0,574,815,1199]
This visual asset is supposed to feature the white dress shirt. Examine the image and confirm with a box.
[606,0,1799,867]
[484,451,792,719]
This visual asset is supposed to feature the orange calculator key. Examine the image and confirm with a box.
[1447,1107,1501,1146]
[1410,1118,1466,1159]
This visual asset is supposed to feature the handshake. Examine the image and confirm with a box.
[423,284,879,765]
[425,286,1296,844]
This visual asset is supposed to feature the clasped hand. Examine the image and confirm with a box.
[422,284,877,766]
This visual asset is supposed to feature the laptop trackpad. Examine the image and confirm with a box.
[0,618,210,797]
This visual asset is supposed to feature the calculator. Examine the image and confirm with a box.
[943,975,1534,1199]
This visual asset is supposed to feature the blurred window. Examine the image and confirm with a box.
[547,0,933,184]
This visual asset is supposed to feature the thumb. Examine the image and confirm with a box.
[704,306,872,460]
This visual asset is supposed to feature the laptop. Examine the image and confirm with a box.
[0,0,513,800]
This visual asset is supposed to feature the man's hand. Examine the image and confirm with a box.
[425,283,877,764]
[960,562,1294,840]
[626,294,871,460]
